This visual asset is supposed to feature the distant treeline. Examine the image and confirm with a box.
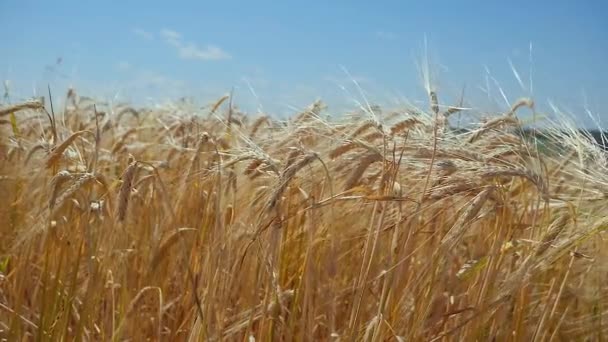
[452,128,608,150]
[520,129,608,150]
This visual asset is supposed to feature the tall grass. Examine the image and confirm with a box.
[1,88,607,341]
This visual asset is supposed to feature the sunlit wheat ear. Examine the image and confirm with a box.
[208,94,230,116]
[175,132,212,206]
[425,179,481,200]
[363,315,380,342]
[468,115,520,143]
[435,160,458,176]
[480,167,548,199]
[507,97,535,116]
[263,289,295,328]
[293,100,325,123]
[350,120,376,138]
[440,186,494,250]
[495,214,571,300]
[115,107,139,125]
[25,143,49,165]
[390,118,421,135]
[111,286,162,341]
[224,169,238,196]
[66,87,78,107]
[268,152,317,209]
[483,133,524,150]
[362,131,384,142]
[284,148,304,169]
[111,128,137,155]
[412,146,486,163]
[244,159,264,176]
[149,227,196,272]
[49,170,74,211]
[534,212,570,257]
[187,132,210,171]
[435,112,448,135]
[444,106,464,117]
[344,152,383,190]
[51,173,96,215]
[45,130,94,168]
[216,136,231,150]
[224,205,234,225]
[228,116,243,127]
[329,142,359,159]
[429,90,439,115]
[168,121,186,139]
[250,115,270,138]
[116,159,139,222]
[0,99,44,116]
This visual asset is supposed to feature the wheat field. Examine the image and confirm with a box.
[1,88,607,341]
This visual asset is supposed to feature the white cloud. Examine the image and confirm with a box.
[160,28,182,45]
[376,30,397,41]
[133,28,154,40]
[121,70,190,102]
[178,44,231,60]
[159,28,231,61]
[117,61,131,70]
[141,71,183,88]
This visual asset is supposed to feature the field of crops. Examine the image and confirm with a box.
[1,89,607,340]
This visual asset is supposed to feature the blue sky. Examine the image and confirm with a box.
[1,1,607,126]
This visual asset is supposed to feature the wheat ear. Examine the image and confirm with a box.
[51,173,96,215]
[49,170,74,211]
[440,187,494,249]
[268,152,317,209]
[116,160,139,222]
[0,100,44,116]
[46,130,94,168]
[344,152,383,190]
